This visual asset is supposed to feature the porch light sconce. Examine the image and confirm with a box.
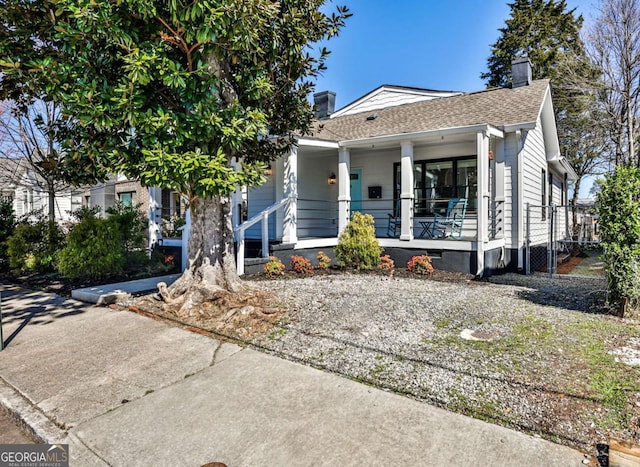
[264,164,273,176]
[328,172,337,185]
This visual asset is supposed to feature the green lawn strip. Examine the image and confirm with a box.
[429,315,563,377]
[565,319,640,430]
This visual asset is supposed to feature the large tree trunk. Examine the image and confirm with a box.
[158,194,245,316]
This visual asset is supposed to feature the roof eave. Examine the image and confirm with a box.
[338,124,504,149]
[296,137,340,149]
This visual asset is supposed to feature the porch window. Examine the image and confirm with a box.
[394,157,477,216]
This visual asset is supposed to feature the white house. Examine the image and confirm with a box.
[234,58,578,276]
[0,156,83,223]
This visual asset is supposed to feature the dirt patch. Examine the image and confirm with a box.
[556,255,584,274]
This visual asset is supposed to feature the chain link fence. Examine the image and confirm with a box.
[526,204,602,277]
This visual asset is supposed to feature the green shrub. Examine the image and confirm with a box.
[597,166,640,314]
[335,212,381,270]
[70,205,101,222]
[58,215,125,279]
[407,255,434,275]
[290,255,313,274]
[106,201,147,261]
[0,197,16,268]
[263,256,285,277]
[6,219,64,273]
[316,251,331,269]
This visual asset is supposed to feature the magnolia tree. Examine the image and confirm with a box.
[0,0,349,314]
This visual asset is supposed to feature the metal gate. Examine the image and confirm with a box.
[525,203,601,277]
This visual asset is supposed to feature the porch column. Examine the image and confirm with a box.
[147,186,162,252]
[476,130,490,276]
[282,145,298,244]
[494,138,505,239]
[338,147,350,234]
[400,141,414,241]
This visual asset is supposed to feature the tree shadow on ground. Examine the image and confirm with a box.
[1,287,86,348]
[486,273,610,314]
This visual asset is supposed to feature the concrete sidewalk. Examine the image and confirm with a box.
[0,285,586,466]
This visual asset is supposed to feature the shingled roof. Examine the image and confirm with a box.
[306,79,550,142]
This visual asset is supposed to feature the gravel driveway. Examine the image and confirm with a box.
[248,272,640,453]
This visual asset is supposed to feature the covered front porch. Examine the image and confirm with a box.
[235,124,507,276]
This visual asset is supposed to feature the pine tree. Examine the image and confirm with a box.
[481,0,584,87]
[483,0,606,215]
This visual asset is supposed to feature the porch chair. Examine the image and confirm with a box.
[429,198,468,239]
[387,200,401,237]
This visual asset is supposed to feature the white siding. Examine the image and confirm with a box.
[246,171,276,239]
[333,89,460,118]
[521,122,548,209]
[297,155,338,238]
[503,133,520,248]
[245,152,340,239]
[519,120,558,246]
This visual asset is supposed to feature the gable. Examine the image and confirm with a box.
[330,86,462,119]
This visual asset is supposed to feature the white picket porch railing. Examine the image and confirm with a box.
[234,197,291,275]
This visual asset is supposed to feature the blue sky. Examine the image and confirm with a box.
[314,0,598,197]
[315,0,596,109]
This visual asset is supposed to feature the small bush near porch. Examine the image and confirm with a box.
[335,212,381,270]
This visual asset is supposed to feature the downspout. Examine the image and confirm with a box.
[516,130,525,271]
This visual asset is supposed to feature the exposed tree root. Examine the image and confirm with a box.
[140,282,285,340]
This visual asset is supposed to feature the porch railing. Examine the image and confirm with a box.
[234,196,291,275]
[489,200,504,240]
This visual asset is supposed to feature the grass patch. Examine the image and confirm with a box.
[567,319,640,430]
[267,328,287,341]
[569,249,605,277]
[434,317,452,329]
[466,315,556,356]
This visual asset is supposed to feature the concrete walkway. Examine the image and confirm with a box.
[71,274,181,304]
[0,285,587,466]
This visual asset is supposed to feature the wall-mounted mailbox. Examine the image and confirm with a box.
[368,186,382,199]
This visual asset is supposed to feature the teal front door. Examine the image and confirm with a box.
[350,169,362,214]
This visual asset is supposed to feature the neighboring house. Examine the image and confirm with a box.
[234,58,578,276]
[81,175,149,214]
[83,175,186,262]
[0,156,83,224]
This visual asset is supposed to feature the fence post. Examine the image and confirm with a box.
[547,205,554,278]
[261,211,269,258]
[236,232,245,276]
[554,205,559,275]
[525,203,531,275]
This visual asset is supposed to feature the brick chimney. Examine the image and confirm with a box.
[511,56,532,88]
[313,91,336,119]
